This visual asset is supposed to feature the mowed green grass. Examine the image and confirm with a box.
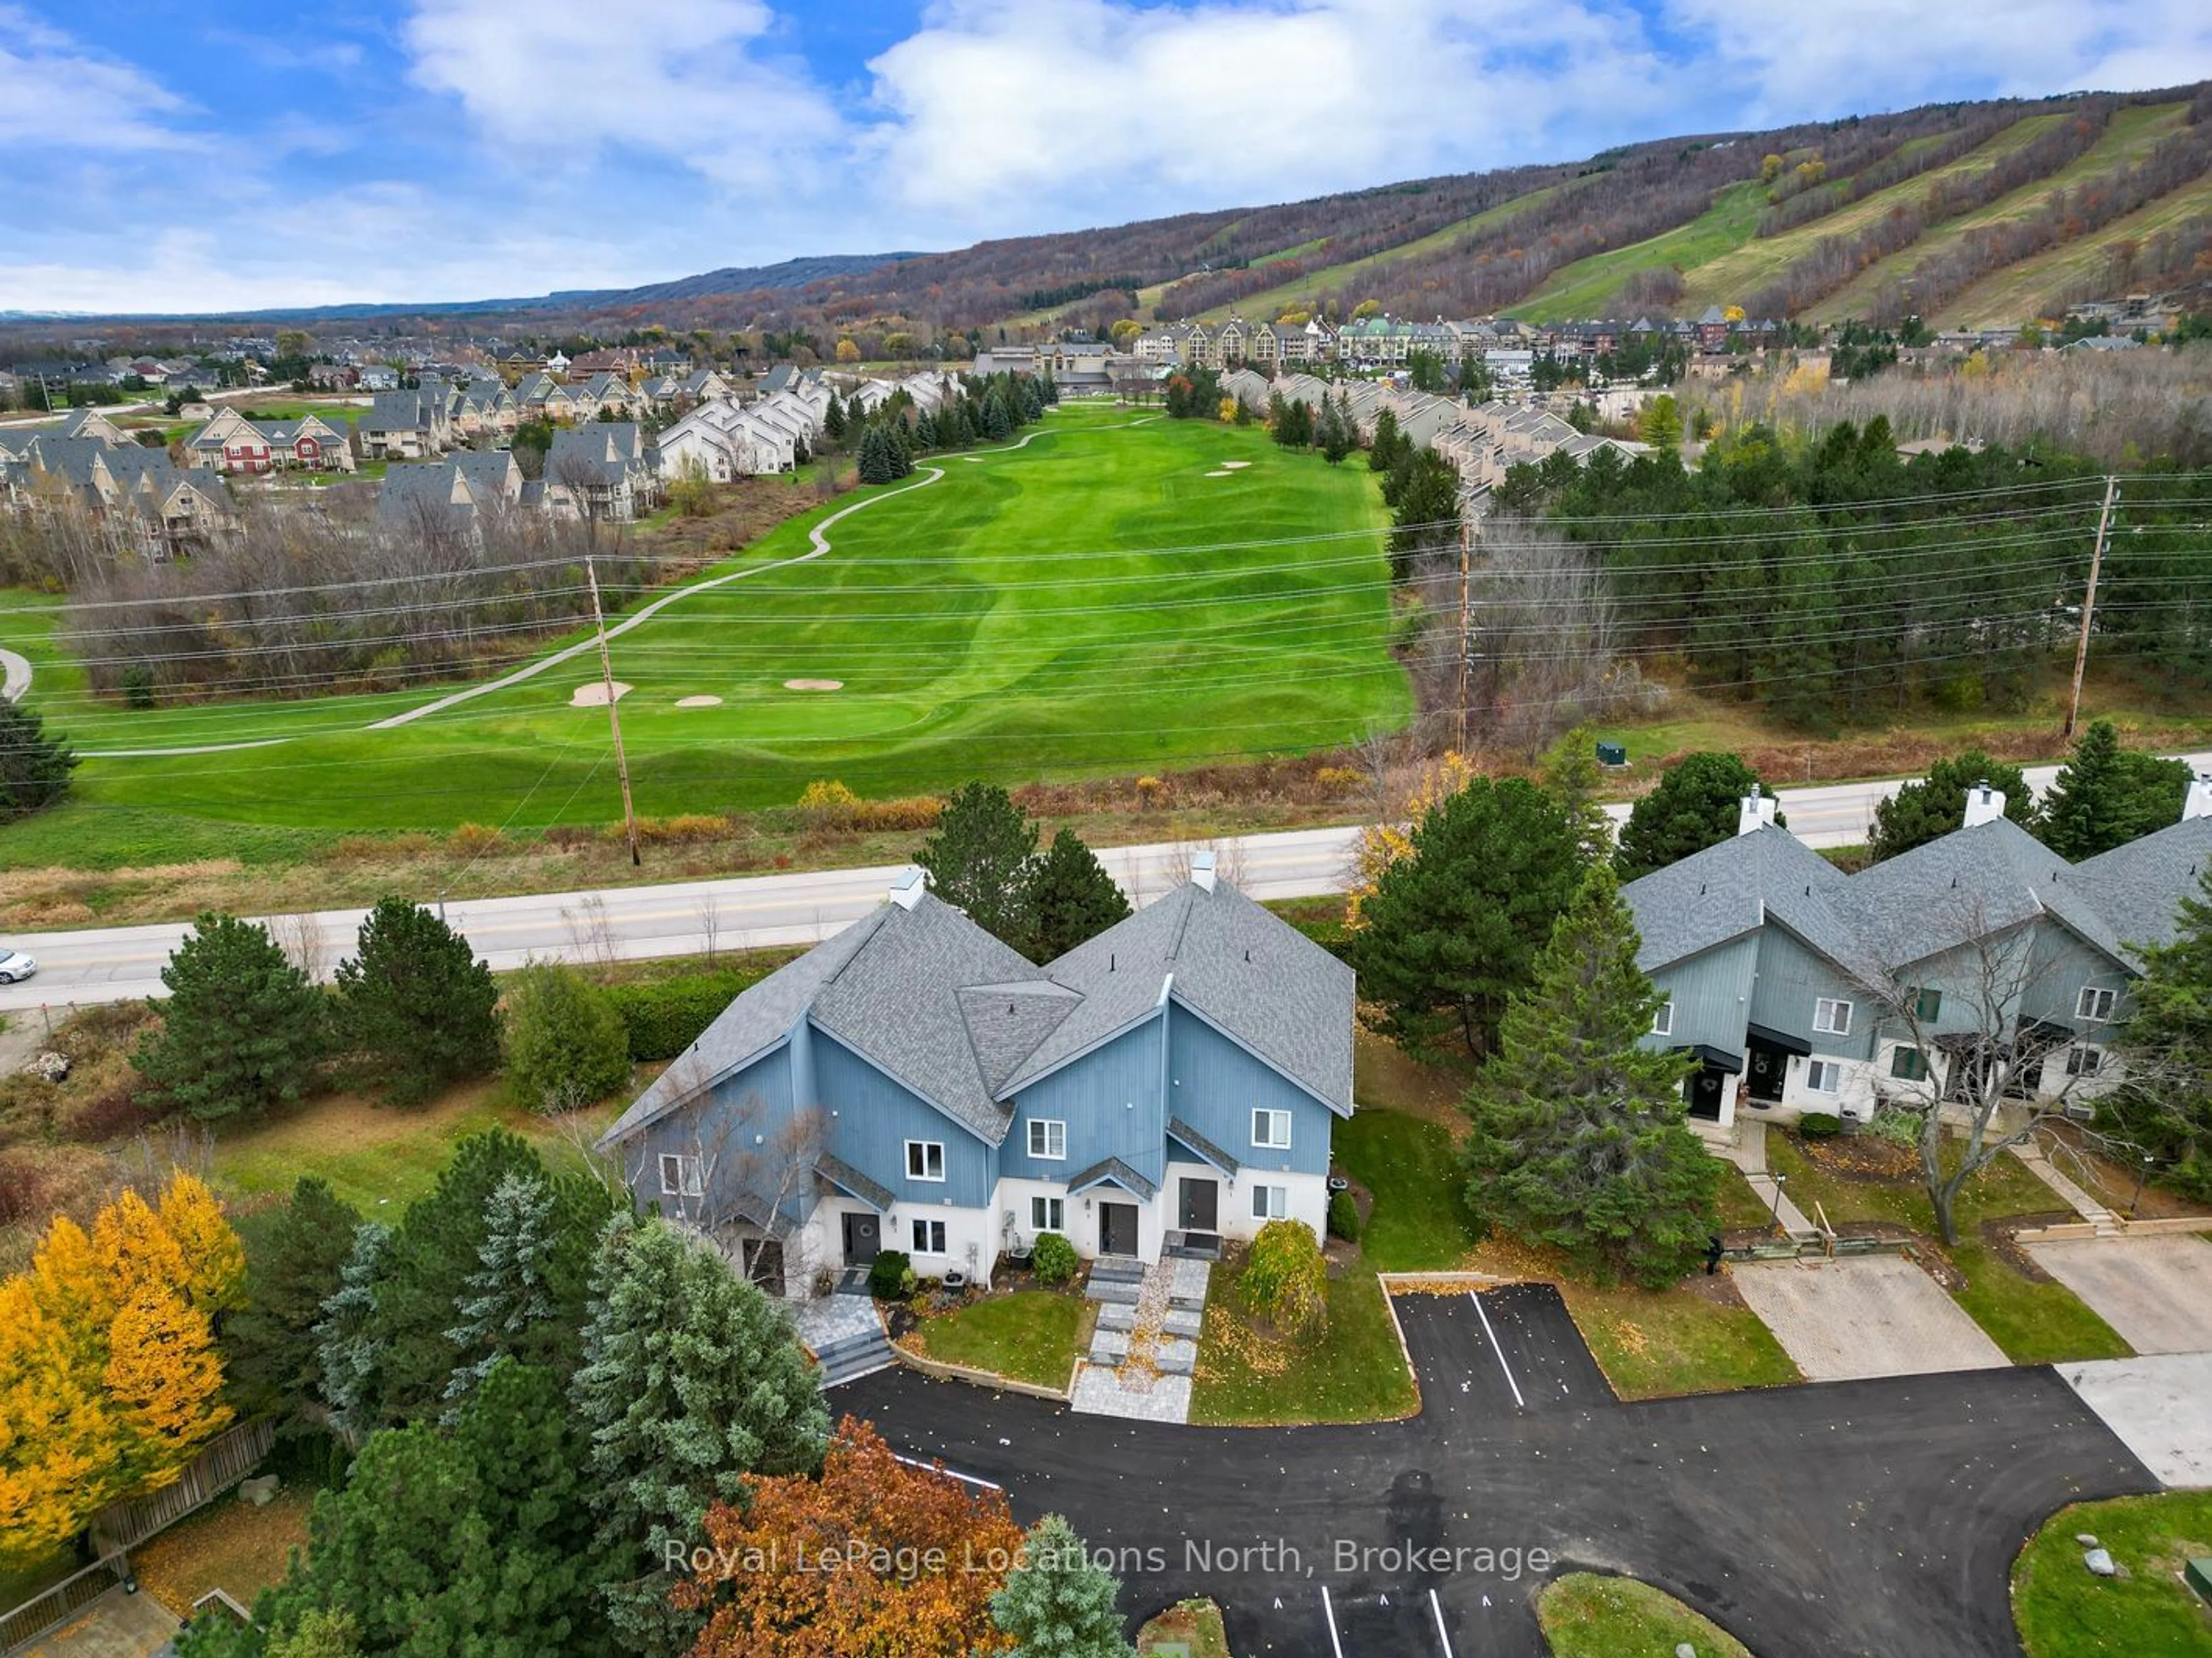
[3,408,1407,837]
[1512,181,1769,322]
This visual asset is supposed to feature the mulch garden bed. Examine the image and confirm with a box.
[1792,1131,1921,1182]
[1977,1211,2079,1281]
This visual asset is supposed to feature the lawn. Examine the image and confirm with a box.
[132,1489,314,1621]
[1335,1106,1480,1270]
[1138,1598,1231,1657]
[1536,1573,1753,1658]
[1190,1254,1418,1425]
[2012,1492,2212,1658]
[207,1077,613,1213]
[1560,1278,1801,1400]
[904,1290,1090,1390]
[1763,1132,2131,1364]
[10,405,1406,846]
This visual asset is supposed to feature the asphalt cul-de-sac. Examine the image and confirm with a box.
[838,1285,2156,1657]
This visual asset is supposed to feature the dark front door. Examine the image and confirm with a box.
[1746,1043,1788,1105]
[1686,1065,1727,1121]
[1178,1177,1219,1232]
[842,1212,880,1266]
[1100,1201,1139,1258]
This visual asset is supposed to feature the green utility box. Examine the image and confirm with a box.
[1595,740,1628,768]
[2186,1557,2212,1606]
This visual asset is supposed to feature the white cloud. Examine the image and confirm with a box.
[0,6,199,151]
[405,0,842,189]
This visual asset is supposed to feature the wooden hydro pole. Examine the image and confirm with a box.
[585,553,642,866]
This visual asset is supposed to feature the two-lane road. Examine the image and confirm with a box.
[5,756,2203,1015]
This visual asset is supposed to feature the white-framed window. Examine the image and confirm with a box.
[905,1141,945,1182]
[2077,985,2118,1022]
[2066,1045,2104,1077]
[1251,1109,1291,1149]
[1806,1059,1843,1094]
[1652,1001,1674,1037]
[1813,998,1853,1037]
[1251,1183,1289,1220]
[1031,1196,1065,1233]
[658,1153,703,1198]
[911,1218,946,1254]
[1027,1120,1066,1160]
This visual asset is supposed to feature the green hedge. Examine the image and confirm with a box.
[604,968,773,1063]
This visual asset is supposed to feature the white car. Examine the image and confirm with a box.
[0,947,36,984]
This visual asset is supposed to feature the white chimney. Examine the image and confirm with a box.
[1736,785,1777,837]
[1190,850,1217,894]
[2186,773,2212,823]
[889,867,926,910]
[1963,780,2008,829]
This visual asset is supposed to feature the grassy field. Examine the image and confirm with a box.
[2012,1492,2212,1657]
[1512,182,1768,323]
[1537,1573,1754,1658]
[1335,1106,1479,1271]
[1678,115,2067,310]
[1763,1133,2132,1364]
[2,407,1405,846]
[1191,1254,1418,1425]
[1806,103,2194,324]
[905,1289,1089,1389]
[1562,1277,1801,1400]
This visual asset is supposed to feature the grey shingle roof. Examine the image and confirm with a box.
[2072,815,2212,954]
[815,1152,893,1211]
[1849,817,2126,969]
[958,981,1082,1094]
[1624,825,1866,976]
[1066,1155,1158,1201]
[1166,1117,1239,1177]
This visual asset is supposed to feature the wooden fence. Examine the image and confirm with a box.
[0,1555,128,1654]
[90,1418,275,1555]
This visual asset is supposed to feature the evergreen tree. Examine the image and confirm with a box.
[225,1177,363,1431]
[822,393,846,441]
[569,1213,828,1657]
[1868,752,2036,861]
[2041,719,2191,858]
[332,898,501,1106]
[1614,753,1782,881]
[442,1171,560,1417]
[916,781,1041,947]
[991,1513,1134,1658]
[1369,407,1405,473]
[854,424,896,484]
[502,962,630,1115]
[914,409,938,449]
[983,388,1014,440]
[1463,864,1720,1287]
[0,699,77,822]
[1348,777,1586,1061]
[1385,451,1460,582]
[2112,860,2212,1199]
[1024,829,1131,962]
[313,1220,391,1448]
[135,913,327,1121]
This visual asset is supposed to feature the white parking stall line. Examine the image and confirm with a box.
[891,1453,1002,1491]
[1320,1585,1347,1658]
[1429,1588,1455,1657]
[1468,1291,1525,1409]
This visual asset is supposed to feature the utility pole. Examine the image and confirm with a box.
[585,553,642,867]
[2063,475,2119,741]
[1457,510,1474,756]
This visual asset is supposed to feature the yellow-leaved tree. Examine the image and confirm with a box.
[1345,750,1478,928]
[0,1175,245,1561]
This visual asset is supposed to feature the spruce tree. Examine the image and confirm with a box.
[442,1171,560,1418]
[2041,718,2190,858]
[570,1213,828,1657]
[135,913,328,1121]
[1614,752,1782,881]
[0,699,77,822]
[983,388,1014,441]
[225,1177,363,1431]
[916,781,1041,947]
[332,897,501,1106]
[313,1220,391,1448]
[1868,751,2035,861]
[1462,863,1720,1287]
[991,1513,1134,1658]
[2112,860,2212,1198]
[1024,829,1131,962]
[822,393,847,441]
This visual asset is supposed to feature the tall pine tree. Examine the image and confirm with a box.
[2042,718,2191,858]
[1024,829,1131,962]
[224,1177,363,1432]
[991,1513,1134,1658]
[916,781,1041,947]
[332,897,501,1106]
[1462,863,1720,1287]
[442,1171,561,1418]
[135,913,328,1121]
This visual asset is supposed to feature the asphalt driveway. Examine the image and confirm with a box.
[2027,1234,2212,1354]
[842,1286,2154,1657]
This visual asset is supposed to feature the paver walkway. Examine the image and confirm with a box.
[2008,1141,2121,1233]
[1071,1257,1209,1423]
[1730,1255,2009,1380]
[2028,1234,2212,1353]
[1723,1119,1817,1235]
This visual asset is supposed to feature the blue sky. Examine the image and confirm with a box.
[3,0,2207,314]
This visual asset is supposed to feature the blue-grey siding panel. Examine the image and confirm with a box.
[1748,927,1873,1058]
[2023,924,2133,1039]
[812,1028,994,1208]
[1645,935,1758,1054]
[1002,1018,1164,1185]
[620,1045,802,1224]
[1168,1001,1332,1178]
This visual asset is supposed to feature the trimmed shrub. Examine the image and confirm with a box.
[1029,1231,1079,1286]
[1326,1189,1361,1241]
[1797,1112,1843,1140]
[798,779,859,827]
[502,962,630,1114]
[868,1249,914,1300]
[604,969,774,1063]
[1241,1218,1328,1341]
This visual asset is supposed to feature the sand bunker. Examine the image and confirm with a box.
[783,678,844,691]
[1205,469,1233,478]
[1221,460,1251,469]
[570,681,631,707]
[675,695,724,708]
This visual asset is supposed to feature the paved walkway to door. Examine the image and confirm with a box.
[1730,1255,2009,1380]
[2027,1234,2212,1353]
[1722,1120,1817,1235]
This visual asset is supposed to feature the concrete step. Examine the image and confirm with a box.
[1162,1307,1203,1340]
[1097,1302,1137,1333]
[817,1334,895,1388]
[1086,1279,1141,1307]
[1088,1258,1145,1285]
[1155,1337,1196,1376]
[1088,1329,1130,1367]
[1168,1289,1207,1312]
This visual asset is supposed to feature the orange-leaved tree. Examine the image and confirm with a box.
[0,1174,245,1560]
[676,1417,1024,1656]
[1346,750,1478,928]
